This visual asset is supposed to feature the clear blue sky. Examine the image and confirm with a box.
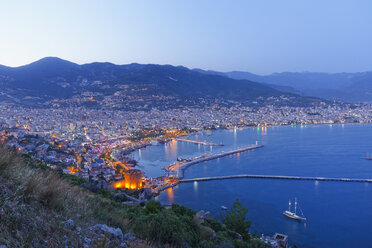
[0,0,371,74]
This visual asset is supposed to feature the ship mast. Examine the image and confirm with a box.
[288,199,291,211]
[294,198,298,214]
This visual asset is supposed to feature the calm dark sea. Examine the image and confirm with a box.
[132,124,372,248]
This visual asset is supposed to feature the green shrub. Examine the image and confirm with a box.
[61,173,88,186]
[203,218,224,232]
[145,200,163,214]
[96,189,113,199]
[171,203,196,217]
[131,202,201,247]
[200,225,215,240]
[133,211,184,246]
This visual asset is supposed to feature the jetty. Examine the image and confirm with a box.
[173,138,224,146]
[180,174,372,183]
[176,144,264,178]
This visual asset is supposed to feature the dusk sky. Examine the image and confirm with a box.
[0,0,371,74]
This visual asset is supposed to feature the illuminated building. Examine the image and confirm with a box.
[114,169,144,190]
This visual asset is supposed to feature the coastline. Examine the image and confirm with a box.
[127,122,372,195]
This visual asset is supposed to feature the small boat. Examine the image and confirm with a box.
[221,206,228,210]
[283,198,306,221]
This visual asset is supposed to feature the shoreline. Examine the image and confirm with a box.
[147,123,372,195]
[112,122,371,195]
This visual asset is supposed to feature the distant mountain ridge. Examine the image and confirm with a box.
[0,57,325,108]
[194,69,372,103]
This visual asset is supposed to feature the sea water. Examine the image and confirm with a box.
[132,124,372,247]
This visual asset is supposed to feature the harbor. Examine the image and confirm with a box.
[148,143,264,195]
[165,144,264,178]
[155,125,372,248]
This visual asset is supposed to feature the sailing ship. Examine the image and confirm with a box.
[283,198,306,221]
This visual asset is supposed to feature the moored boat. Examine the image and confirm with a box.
[283,198,306,221]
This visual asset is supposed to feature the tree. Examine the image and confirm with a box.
[171,203,195,217]
[221,199,251,241]
[145,200,163,214]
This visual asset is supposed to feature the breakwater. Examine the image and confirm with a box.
[180,174,372,183]
[173,138,224,146]
[176,144,264,178]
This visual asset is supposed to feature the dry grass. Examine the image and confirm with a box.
[0,145,91,217]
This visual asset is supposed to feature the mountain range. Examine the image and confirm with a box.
[194,69,372,103]
[0,57,325,109]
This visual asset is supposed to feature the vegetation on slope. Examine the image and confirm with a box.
[0,145,267,247]
[0,145,131,247]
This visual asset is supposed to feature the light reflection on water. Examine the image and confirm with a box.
[167,187,174,204]
[314,180,319,187]
[193,181,198,192]
[164,139,178,159]
[150,124,372,248]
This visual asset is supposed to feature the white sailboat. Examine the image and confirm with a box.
[283,198,306,221]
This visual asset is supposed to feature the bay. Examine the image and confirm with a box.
[132,124,372,247]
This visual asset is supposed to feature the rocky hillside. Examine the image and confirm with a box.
[0,145,140,247]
